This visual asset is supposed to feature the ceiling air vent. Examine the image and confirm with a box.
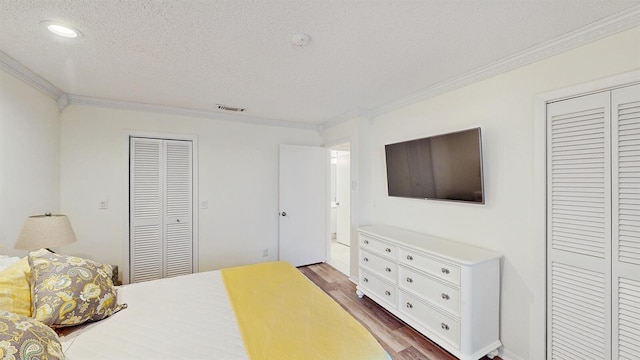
[217,104,246,112]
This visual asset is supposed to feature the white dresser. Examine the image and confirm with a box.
[356,225,502,360]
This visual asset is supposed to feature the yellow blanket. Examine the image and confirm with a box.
[221,261,388,360]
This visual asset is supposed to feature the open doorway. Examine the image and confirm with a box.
[328,143,350,276]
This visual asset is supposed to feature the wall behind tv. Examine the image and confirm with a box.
[324,26,640,360]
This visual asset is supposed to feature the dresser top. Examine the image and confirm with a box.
[358,225,501,265]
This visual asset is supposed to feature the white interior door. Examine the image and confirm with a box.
[336,150,351,246]
[279,144,328,267]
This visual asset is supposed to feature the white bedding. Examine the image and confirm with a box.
[60,270,248,359]
[0,256,20,271]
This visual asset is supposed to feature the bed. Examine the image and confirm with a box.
[0,251,389,360]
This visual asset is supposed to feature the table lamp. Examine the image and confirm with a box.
[14,213,77,251]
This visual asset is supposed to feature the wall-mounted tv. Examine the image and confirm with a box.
[385,127,484,204]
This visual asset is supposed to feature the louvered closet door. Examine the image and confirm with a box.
[130,138,164,283]
[130,137,193,283]
[164,140,193,278]
[547,92,612,360]
[612,84,640,360]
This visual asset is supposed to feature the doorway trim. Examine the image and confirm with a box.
[122,130,199,284]
[326,139,353,278]
[532,69,640,360]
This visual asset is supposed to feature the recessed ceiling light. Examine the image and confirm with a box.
[41,21,82,38]
[292,33,311,47]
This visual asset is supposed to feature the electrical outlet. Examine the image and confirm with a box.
[262,248,269,257]
[201,200,208,209]
[99,200,108,209]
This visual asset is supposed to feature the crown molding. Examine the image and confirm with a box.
[0,51,321,131]
[320,107,373,130]
[66,94,322,131]
[0,50,64,102]
[369,5,640,118]
[322,5,640,128]
[0,43,339,131]
[0,49,320,131]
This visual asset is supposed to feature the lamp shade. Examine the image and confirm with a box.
[15,214,77,250]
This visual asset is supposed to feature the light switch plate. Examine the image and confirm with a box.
[99,200,108,209]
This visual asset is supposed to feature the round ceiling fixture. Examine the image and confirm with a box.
[41,21,82,38]
[292,33,311,47]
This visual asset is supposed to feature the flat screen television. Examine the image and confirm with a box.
[385,127,484,204]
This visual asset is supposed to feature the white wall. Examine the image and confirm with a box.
[0,69,60,256]
[59,104,322,275]
[325,27,640,359]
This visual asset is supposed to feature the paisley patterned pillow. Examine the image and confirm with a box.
[0,310,64,360]
[28,251,127,328]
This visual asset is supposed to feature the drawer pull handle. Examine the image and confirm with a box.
[363,257,369,262]
[384,290,391,296]
[385,267,391,272]
[385,248,391,253]
[441,293,450,300]
[406,277,413,283]
[406,255,413,261]
[441,323,449,331]
[364,240,369,245]
[406,302,413,309]
[441,267,450,274]
[363,278,368,283]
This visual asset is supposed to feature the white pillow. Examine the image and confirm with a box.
[0,256,20,272]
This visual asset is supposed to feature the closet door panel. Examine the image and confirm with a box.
[164,140,193,278]
[547,92,612,360]
[612,84,640,360]
[549,261,609,359]
[613,84,640,266]
[615,273,640,360]
[547,94,611,260]
[130,138,164,283]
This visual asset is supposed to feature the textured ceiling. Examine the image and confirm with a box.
[0,1,638,126]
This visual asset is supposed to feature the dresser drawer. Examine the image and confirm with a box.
[361,250,397,283]
[359,271,397,307]
[399,291,460,349]
[360,234,397,259]
[399,248,460,286]
[399,266,460,316]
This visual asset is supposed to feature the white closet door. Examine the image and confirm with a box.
[612,84,640,360]
[130,138,164,283]
[164,140,193,278]
[547,92,612,360]
[130,137,194,283]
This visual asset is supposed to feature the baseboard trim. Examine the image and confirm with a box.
[499,347,527,360]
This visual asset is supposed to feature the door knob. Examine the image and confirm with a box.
[281,212,287,216]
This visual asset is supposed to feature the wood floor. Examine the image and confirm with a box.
[299,262,502,360]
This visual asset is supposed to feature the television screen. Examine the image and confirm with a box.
[385,127,484,203]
